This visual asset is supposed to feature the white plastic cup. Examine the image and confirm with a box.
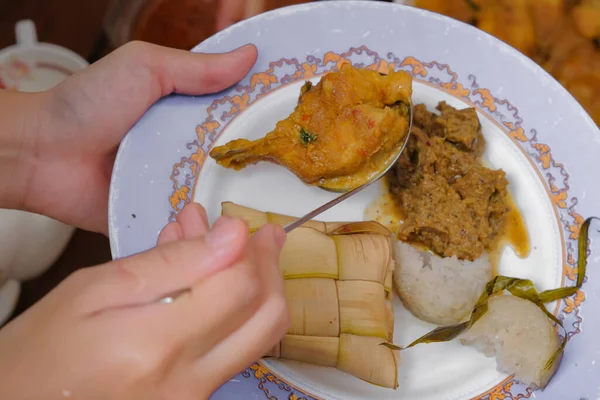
[0,20,89,325]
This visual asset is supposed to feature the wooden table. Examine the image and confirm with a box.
[0,0,114,319]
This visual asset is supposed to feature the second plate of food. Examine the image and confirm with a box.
[109,1,600,399]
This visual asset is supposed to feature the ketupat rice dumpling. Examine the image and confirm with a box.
[221,202,399,388]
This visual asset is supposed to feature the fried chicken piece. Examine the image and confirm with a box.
[477,0,537,57]
[209,64,412,191]
[572,0,600,39]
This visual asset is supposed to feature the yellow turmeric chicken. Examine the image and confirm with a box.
[571,0,600,39]
[414,0,600,126]
[209,64,413,191]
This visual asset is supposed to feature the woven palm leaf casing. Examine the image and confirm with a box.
[221,202,399,388]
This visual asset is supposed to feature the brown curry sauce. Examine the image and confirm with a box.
[501,196,530,259]
[369,101,530,263]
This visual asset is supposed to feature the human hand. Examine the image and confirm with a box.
[216,0,267,31]
[0,203,289,400]
[5,41,257,234]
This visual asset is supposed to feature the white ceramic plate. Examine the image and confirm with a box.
[109,2,600,399]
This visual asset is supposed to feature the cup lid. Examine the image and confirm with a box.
[0,20,89,92]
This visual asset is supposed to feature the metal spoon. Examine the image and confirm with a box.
[155,102,413,305]
[282,101,413,233]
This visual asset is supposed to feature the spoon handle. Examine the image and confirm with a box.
[282,180,375,233]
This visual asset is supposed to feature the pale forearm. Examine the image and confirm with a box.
[0,90,42,210]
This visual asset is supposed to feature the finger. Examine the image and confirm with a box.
[47,42,257,149]
[188,224,288,390]
[167,225,284,356]
[76,216,249,313]
[176,202,210,238]
[119,225,284,379]
[157,221,183,245]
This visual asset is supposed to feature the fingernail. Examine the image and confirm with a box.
[157,221,183,245]
[206,216,239,248]
[270,224,286,250]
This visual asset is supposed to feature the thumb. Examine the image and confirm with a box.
[78,217,249,313]
[48,41,257,144]
[250,223,287,267]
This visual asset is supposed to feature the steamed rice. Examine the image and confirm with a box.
[392,240,492,325]
[459,295,562,389]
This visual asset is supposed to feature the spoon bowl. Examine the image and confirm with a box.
[283,101,414,232]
